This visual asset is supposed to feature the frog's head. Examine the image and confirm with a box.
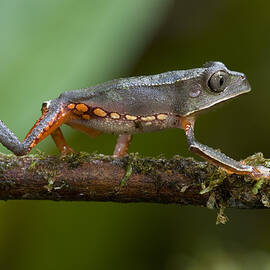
[178,61,251,116]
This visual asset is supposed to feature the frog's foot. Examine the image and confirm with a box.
[60,146,76,157]
[238,160,270,179]
[113,134,132,157]
[250,166,270,179]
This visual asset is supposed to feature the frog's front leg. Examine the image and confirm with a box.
[113,134,132,157]
[180,117,259,177]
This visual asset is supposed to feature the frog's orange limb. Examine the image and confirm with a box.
[51,127,75,155]
[0,102,74,155]
[113,134,132,157]
[26,104,75,155]
[28,107,73,151]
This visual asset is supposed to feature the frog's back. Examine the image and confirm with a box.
[59,69,203,116]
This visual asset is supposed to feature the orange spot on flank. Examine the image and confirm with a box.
[125,115,137,121]
[110,112,120,119]
[93,108,107,117]
[76,103,88,112]
[157,114,167,120]
[141,116,155,121]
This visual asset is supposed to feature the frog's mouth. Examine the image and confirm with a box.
[185,84,251,117]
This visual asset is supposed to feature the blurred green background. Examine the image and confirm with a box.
[0,0,270,269]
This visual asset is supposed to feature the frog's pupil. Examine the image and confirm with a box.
[219,77,224,87]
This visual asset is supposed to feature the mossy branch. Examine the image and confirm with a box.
[0,152,270,210]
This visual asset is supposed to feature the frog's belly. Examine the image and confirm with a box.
[66,114,180,135]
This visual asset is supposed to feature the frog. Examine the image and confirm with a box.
[0,61,268,178]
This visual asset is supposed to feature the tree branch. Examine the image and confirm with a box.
[0,152,269,210]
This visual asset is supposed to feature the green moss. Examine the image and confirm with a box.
[180,185,189,193]
[122,153,157,176]
[58,151,112,169]
[0,154,20,173]
[261,194,270,208]
[216,206,229,225]
[44,178,54,192]
[200,168,227,194]
[28,159,37,170]
[206,192,216,209]
[244,152,270,167]
[252,179,265,194]
[120,162,133,187]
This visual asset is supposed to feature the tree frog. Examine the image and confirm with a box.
[0,61,267,178]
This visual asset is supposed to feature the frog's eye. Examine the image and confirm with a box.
[208,71,228,93]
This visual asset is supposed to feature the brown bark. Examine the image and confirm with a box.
[0,152,269,211]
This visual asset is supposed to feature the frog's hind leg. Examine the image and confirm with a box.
[113,134,132,157]
[0,101,72,156]
[65,123,131,157]
[28,102,74,155]
[51,127,75,155]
